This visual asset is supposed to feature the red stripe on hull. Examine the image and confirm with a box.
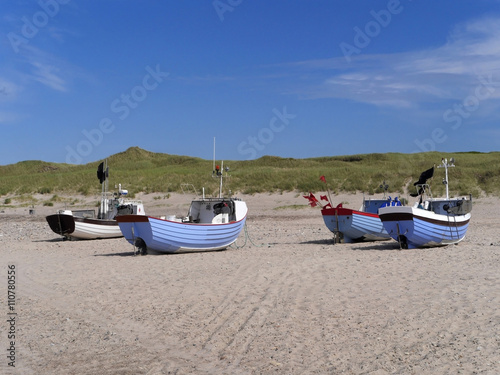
[321,207,379,219]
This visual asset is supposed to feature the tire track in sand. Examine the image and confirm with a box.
[179,260,294,373]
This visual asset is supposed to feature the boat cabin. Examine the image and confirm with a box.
[97,192,144,220]
[413,184,472,216]
[362,196,402,214]
[185,198,239,224]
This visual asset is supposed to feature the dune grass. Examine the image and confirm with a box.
[0,147,498,199]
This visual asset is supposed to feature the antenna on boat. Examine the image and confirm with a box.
[212,161,228,198]
[213,137,216,174]
[379,181,389,198]
[437,158,455,200]
[212,137,229,198]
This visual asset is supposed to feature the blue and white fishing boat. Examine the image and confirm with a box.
[320,196,401,243]
[379,158,472,249]
[305,178,401,243]
[116,161,248,254]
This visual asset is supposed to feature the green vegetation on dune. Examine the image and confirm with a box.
[0,147,499,199]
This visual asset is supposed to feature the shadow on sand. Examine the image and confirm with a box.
[94,251,137,257]
[298,238,402,251]
[33,237,66,243]
[299,238,336,246]
[95,248,229,257]
[351,241,401,251]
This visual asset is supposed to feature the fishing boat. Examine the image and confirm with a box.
[378,158,472,249]
[320,196,401,243]
[46,161,145,240]
[305,179,401,243]
[116,161,248,254]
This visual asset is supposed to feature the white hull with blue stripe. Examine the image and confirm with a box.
[379,158,473,249]
[319,196,402,243]
[379,201,471,249]
[117,198,247,254]
[321,206,389,243]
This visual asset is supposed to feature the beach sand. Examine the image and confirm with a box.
[1,192,499,374]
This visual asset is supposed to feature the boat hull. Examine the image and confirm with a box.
[379,205,471,249]
[46,213,123,240]
[321,207,390,242]
[116,215,247,253]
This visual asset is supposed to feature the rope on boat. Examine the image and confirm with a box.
[231,223,268,249]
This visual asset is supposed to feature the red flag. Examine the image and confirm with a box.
[320,195,329,201]
[303,192,319,207]
[319,175,326,183]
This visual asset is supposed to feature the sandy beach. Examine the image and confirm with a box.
[1,192,499,374]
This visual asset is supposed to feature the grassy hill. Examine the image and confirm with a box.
[1,147,499,204]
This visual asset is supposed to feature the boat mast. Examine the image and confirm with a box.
[213,137,216,175]
[219,161,224,198]
[102,159,108,217]
[438,157,454,199]
[212,137,227,198]
[105,159,109,196]
[97,159,109,218]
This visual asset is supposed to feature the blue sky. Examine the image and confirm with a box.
[1,0,499,165]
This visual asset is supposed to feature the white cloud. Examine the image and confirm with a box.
[30,60,67,92]
[291,16,500,109]
[4,44,72,93]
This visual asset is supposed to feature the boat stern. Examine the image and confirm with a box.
[46,211,75,237]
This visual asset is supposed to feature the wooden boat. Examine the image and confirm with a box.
[379,159,472,249]
[116,161,248,254]
[46,161,145,240]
